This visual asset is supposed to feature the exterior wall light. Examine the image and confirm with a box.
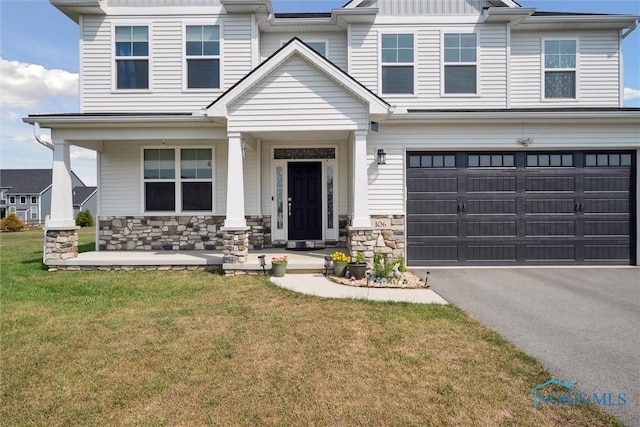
[377,148,387,165]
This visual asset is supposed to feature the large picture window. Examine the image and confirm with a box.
[544,39,576,99]
[381,34,414,94]
[444,33,477,94]
[144,148,213,212]
[186,25,220,89]
[115,26,149,90]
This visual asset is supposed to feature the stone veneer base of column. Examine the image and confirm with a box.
[347,215,405,266]
[220,227,251,264]
[44,227,80,263]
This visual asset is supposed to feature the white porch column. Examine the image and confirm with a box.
[47,139,76,228]
[224,132,246,228]
[352,130,370,227]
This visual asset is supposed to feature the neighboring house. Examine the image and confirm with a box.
[0,169,86,224]
[26,0,639,266]
[73,186,98,218]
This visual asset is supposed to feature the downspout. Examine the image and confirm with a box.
[34,122,54,150]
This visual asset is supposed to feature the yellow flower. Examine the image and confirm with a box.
[331,251,350,263]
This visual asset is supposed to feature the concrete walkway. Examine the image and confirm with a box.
[270,273,448,304]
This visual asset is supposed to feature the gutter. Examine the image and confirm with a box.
[622,19,639,39]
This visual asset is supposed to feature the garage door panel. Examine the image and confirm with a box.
[408,199,458,215]
[526,176,576,192]
[584,220,630,236]
[526,221,576,237]
[467,199,516,215]
[467,176,516,192]
[584,244,630,261]
[526,245,576,261]
[467,221,517,237]
[526,198,576,214]
[408,220,458,237]
[408,176,458,193]
[584,176,629,192]
[408,245,458,263]
[584,199,629,214]
[467,245,517,261]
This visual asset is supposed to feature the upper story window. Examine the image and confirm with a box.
[115,26,149,90]
[144,148,213,212]
[444,33,477,94]
[9,196,15,204]
[543,39,577,99]
[186,25,220,89]
[381,34,414,94]
[20,196,26,204]
[31,196,37,204]
[305,41,326,57]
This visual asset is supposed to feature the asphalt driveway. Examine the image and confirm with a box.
[414,267,640,426]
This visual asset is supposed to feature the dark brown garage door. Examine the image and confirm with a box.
[406,151,636,265]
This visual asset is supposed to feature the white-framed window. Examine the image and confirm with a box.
[185,25,220,89]
[31,206,37,220]
[443,33,477,94]
[115,26,149,90]
[20,196,26,204]
[381,33,414,94]
[143,147,214,212]
[9,196,15,204]
[31,196,37,204]
[8,206,16,213]
[543,39,577,99]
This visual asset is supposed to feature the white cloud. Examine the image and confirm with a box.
[624,88,640,101]
[0,58,78,108]
[71,148,97,161]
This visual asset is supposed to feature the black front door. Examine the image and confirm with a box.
[288,162,322,240]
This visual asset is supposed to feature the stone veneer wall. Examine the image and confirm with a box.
[347,215,405,266]
[98,216,271,251]
[45,228,79,262]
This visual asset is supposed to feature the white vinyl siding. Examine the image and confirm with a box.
[510,31,620,108]
[367,122,640,215]
[372,0,498,15]
[350,24,507,108]
[260,32,348,71]
[100,140,233,215]
[228,56,368,132]
[81,14,251,113]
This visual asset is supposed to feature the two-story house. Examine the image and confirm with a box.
[25,0,639,267]
[0,169,92,224]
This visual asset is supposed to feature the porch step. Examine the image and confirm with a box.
[286,240,326,250]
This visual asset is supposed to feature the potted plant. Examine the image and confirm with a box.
[348,252,367,280]
[331,251,349,277]
[270,255,288,277]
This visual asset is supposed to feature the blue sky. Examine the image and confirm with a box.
[1,0,638,186]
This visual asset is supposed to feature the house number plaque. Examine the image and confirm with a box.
[371,218,390,229]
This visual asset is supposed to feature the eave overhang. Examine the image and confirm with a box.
[483,7,535,24]
[513,14,640,31]
[23,113,214,129]
[220,0,271,14]
[50,0,105,23]
[205,38,393,123]
[391,108,640,126]
[259,7,377,31]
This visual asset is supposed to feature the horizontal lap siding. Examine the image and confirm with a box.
[100,140,229,215]
[510,31,620,108]
[81,15,251,113]
[375,0,490,15]
[367,123,640,215]
[350,24,507,109]
[228,56,367,132]
[260,32,348,72]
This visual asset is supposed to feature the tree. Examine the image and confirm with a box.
[1,213,25,232]
[75,210,95,227]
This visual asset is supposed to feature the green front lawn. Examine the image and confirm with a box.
[0,229,622,426]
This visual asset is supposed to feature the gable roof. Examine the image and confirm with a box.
[72,186,97,206]
[0,169,53,194]
[206,38,392,121]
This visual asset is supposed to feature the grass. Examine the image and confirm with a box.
[0,229,623,426]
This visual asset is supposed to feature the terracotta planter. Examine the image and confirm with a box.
[271,262,287,277]
[348,263,367,280]
[333,261,348,277]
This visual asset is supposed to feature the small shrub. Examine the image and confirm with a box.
[396,254,407,272]
[1,213,25,232]
[75,210,94,227]
[373,251,393,278]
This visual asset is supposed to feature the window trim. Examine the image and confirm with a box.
[31,196,37,204]
[9,196,15,204]
[379,31,417,97]
[141,146,216,214]
[112,23,152,92]
[541,37,579,102]
[30,206,37,220]
[182,22,224,92]
[441,31,480,97]
[20,196,26,204]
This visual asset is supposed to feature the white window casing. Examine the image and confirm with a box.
[541,37,579,102]
[112,23,151,92]
[184,23,222,91]
[379,31,416,96]
[441,31,480,97]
